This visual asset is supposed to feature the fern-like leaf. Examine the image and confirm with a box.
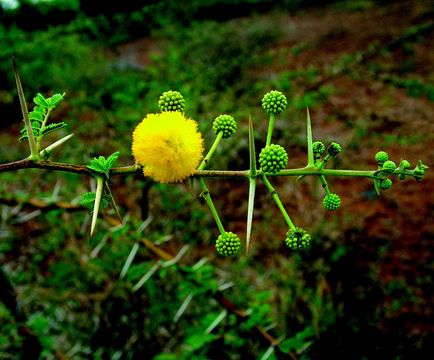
[40,122,67,136]
[29,111,44,122]
[33,93,49,107]
[19,92,67,144]
[19,126,40,142]
[32,106,47,115]
[87,151,120,179]
[47,93,65,108]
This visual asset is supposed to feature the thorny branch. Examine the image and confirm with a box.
[0,158,378,179]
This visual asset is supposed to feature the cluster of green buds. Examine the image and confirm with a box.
[258,144,288,173]
[312,141,326,164]
[285,228,311,250]
[160,92,243,256]
[158,90,186,112]
[155,88,428,257]
[258,91,314,251]
[323,193,341,211]
[193,107,242,256]
[261,90,288,115]
[259,90,289,172]
[373,151,428,193]
[216,232,242,256]
[213,114,237,139]
[311,140,343,211]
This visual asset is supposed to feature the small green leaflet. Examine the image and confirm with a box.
[80,192,111,211]
[46,93,65,107]
[40,122,67,136]
[33,93,49,107]
[87,151,120,179]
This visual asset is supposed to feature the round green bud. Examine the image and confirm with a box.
[285,227,311,250]
[216,232,241,257]
[382,160,396,173]
[158,90,185,112]
[313,141,325,155]
[375,151,389,166]
[259,144,288,173]
[323,193,341,211]
[261,90,287,114]
[414,167,425,176]
[327,142,342,157]
[416,160,428,171]
[379,178,392,190]
[213,114,237,139]
[399,160,410,170]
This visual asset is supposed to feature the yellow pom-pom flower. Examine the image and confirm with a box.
[132,112,204,183]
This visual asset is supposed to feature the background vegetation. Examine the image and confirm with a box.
[0,0,433,358]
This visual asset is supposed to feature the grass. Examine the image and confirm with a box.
[1,1,433,358]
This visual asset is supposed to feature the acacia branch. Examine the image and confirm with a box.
[0,158,376,179]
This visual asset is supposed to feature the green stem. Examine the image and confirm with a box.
[265,113,275,147]
[197,177,225,234]
[273,168,375,178]
[318,154,331,170]
[198,131,223,170]
[0,160,378,179]
[262,175,295,231]
[319,175,330,195]
[111,164,142,176]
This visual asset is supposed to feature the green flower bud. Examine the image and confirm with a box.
[158,90,185,112]
[414,160,428,178]
[216,232,241,257]
[259,144,288,173]
[379,178,392,190]
[413,168,425,176]
[417,160,428,171]
[323,193,341,211]
[213,114,237,139]
[261,90,287,115]
[313,141,325,155]
[327,142,342,157]
[382,160,396,173]
[375,151,389,166]
[285,227,311,250]
[399,160,410,170]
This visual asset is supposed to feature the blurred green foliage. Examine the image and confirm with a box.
[1,0,433,359]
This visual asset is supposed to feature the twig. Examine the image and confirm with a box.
[0,158,376,179]
[0,197,83,212]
